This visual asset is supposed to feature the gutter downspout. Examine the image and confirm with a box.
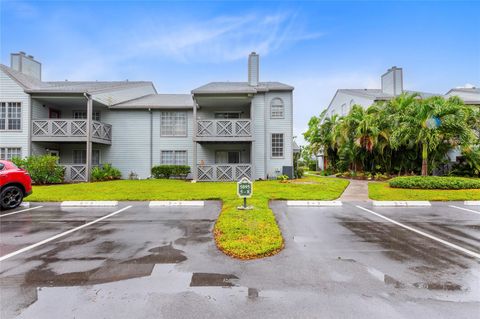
[150,108,153,177]
[83,92,92,182]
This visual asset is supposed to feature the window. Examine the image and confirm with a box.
[271,133,284,158]
[73,150,100,165]
[270,98,284,119]
[73,111,101,121]
[161,150,188,165]
[0,102,21,130]
[0,147,22,160]
[341,103,347,116]
[215,151,240,164]
[214,112,240,119]
[160,112,187,136]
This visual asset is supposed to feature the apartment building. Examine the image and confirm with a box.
[0,52,294,182]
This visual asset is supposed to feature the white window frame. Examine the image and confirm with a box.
[0,102,22,131]
[73,110,101,121]
[0,147,22,160]
[271,133,284,158]
[270,98,284,119]
[160,112,187,137]
[72,149,100,165]
[160,150,188,165]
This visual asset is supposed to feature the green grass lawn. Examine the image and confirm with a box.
[369,182,480,201]
[27,176,349,259]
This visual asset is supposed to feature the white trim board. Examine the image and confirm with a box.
[286,200,342,207]
[372,201,431,207]
[61,201,119,207]
[149,201,205,207]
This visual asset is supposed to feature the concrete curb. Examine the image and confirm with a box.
[373,201,431,207]
[286,200,342,207]
[61,201,119,207]
[149,201,205,207]
[464,201,480,206]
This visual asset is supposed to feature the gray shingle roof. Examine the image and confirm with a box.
[445,87,480,104]
[112,94,194,109]
[0,64,154,94]
[338,89,437,100]
[192,81,294,94]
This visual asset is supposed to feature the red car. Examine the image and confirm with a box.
[0,160,32,210]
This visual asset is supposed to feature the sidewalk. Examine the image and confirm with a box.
[339,179,371,202]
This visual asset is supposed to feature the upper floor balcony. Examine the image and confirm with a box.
[32,119,112,144]
[195,119,252,142]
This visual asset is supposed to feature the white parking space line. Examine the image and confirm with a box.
[355,205,480,260]
[286,200,342,207]
[0,205,132,262]
[449,205,480,215]
[0,206,43,218]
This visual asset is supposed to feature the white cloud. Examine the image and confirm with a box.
[126,12,323,63]
[38,10,323,80]
[456,83,476,89]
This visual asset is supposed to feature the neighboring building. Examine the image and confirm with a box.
[318,67,479,170]
[324,66,437,118]
[0,52,294,182]
[445,87,480,106]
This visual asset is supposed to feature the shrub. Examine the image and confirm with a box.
[295,167,304,179]
[12,155,64,184]
[91,164,122,181]
[276,174,289,182]
[308,162,317,171]
[151,165,190,179]
[389,176,480,190]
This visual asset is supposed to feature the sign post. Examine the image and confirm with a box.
[237,177,253,210]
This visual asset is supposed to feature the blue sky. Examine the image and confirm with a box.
[2,0,479,144]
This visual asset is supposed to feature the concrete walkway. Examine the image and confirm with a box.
[339,179,371,202]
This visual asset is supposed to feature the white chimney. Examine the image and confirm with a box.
[10,51,42,81]
[248,52,259,86]
[381,66,403,96]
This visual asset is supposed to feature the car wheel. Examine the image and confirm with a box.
[1,186,24,210]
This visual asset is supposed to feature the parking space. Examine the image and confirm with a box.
[0,205,128,256]
[0,201,479,318]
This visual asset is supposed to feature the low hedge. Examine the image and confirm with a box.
[389,176,480,190]
[151,165,190,179]
[12,155,64,184]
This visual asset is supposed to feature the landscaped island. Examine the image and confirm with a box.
[26,176,349,259]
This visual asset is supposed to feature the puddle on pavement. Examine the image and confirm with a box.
[337,217,469,269]
[366,267,405,289]
[413,282,462,291]
[124,244,187,264]
[337,217,473,292]
[168,219,214,246]
[190,273,239,287]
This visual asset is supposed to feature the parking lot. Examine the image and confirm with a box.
[0,201,479,318]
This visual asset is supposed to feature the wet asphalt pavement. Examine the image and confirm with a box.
[0,201,479,318]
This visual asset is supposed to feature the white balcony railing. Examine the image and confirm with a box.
[196,119,251,138]
[32,119,112,142]
[197,164,252,182]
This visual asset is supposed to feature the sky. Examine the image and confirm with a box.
[1,0,479,145]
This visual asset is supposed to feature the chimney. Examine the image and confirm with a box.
[248,52,259,86]
[381,66,403,96]
[10,51,42,81]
